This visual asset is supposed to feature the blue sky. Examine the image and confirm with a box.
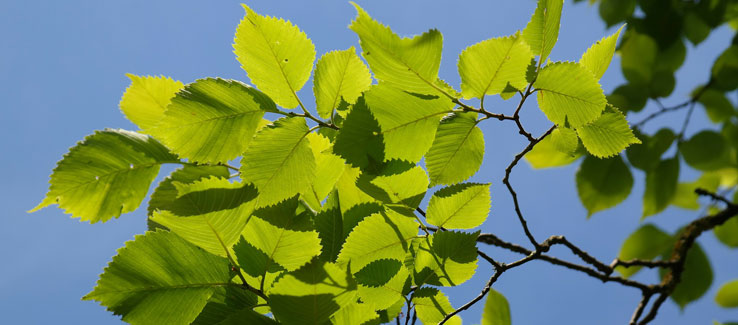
[1,0,736,324]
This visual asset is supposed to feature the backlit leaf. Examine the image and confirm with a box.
[120,74,183,131]
[576,108,640,158]
[313,47,372,119]
[234,4,315,108]
[579,25,624,80]
[350,3,444,95]
[364,83,453,163]
[522,0,564,62]
[716,280,738,308]
[458,33,533,99]
[269,260,356,324]
[615,224,672,278]
[536,62,607,128]
[32,129,177,223]
[412,287,462,325]
[83,230,233,325]
[149,78,273,164]
[426,183,491,229]
[426,112,485,186]
[337,209,419,272]
[481,288,511,325]
[413,231,479,287]
[240,117,315,208]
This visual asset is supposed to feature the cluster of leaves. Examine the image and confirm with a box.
[562,0,738,319]
[31,0,738,324]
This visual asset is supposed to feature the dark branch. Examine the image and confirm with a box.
[502,125,556,249]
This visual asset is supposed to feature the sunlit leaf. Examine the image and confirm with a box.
[536,62,606,128]
[149,78,273,164]
[313,47,372,119]
[234,4,315,108]
[522,0,564,62]
[120,74,183,131]
[426,183,491,229]
[426,112,485,186]
[83,230,233,325]
[240,117,315,208]
[412,287,462,325]
[458,33,533,99]
[31,129,178,223]
[481,288,511,325]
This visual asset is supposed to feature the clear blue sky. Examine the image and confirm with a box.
[1,1,736,324]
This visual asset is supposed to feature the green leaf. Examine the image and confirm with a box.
[576,155,633,217]
[620,32,658,86]
[333,98,385,169]
[364,83,453,162]
[626,128,676,171]
[233,4,315,108]
[357,161,429,211]
[83,230,233,325]
[232,238,283,293]
[671,173,721,210]
[481,288,511,325]
[240,116,315,208]
[576,108,640,158]
[607,83,648,113]
[269,260,357,324]
[149,78,273,164]
[241,198,322,272]
[349,3,444,95]
[714,216,738,248]
[660,242,713,309]
[598,0,635,27]
[314,192,344,262]
[535,62,607,128]
[522,0,564,62]
[698,89,736,123]
[716,280,738,308]
[615,224,672,278]
[337,209,419,272]
[191,287,259,325]
[680,130,731,171]
[147,165,230,217]
[31,129,177,223]
[150,177,257,256]
[426,183,491,229]
[712,46,738,91]
[313,47,372,119]
[302,133,346,209]
[330,303,380,325]
[119,74,183,131]
[426,112,485,186]
[525,133,583,169]
[412,287,462,325]
[579,25,624,80]
[550,127,579,155]
[414,231,479,287]
[643,157,680,218]
[458,33,533,99]
[355,259,410,310]
[684,12,711,45]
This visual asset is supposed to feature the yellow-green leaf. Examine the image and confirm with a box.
[149,78,273,164]
[536,62,607,128]
[234,4,316,108]
[120,74,183,131]
[579,25,624,80]
[313,47,372,119]
[458,33,533,99]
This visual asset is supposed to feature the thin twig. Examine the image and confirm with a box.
[503,125,556,249]
[629,293,652,325]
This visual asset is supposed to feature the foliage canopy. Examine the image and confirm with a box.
[32,0,738,324]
